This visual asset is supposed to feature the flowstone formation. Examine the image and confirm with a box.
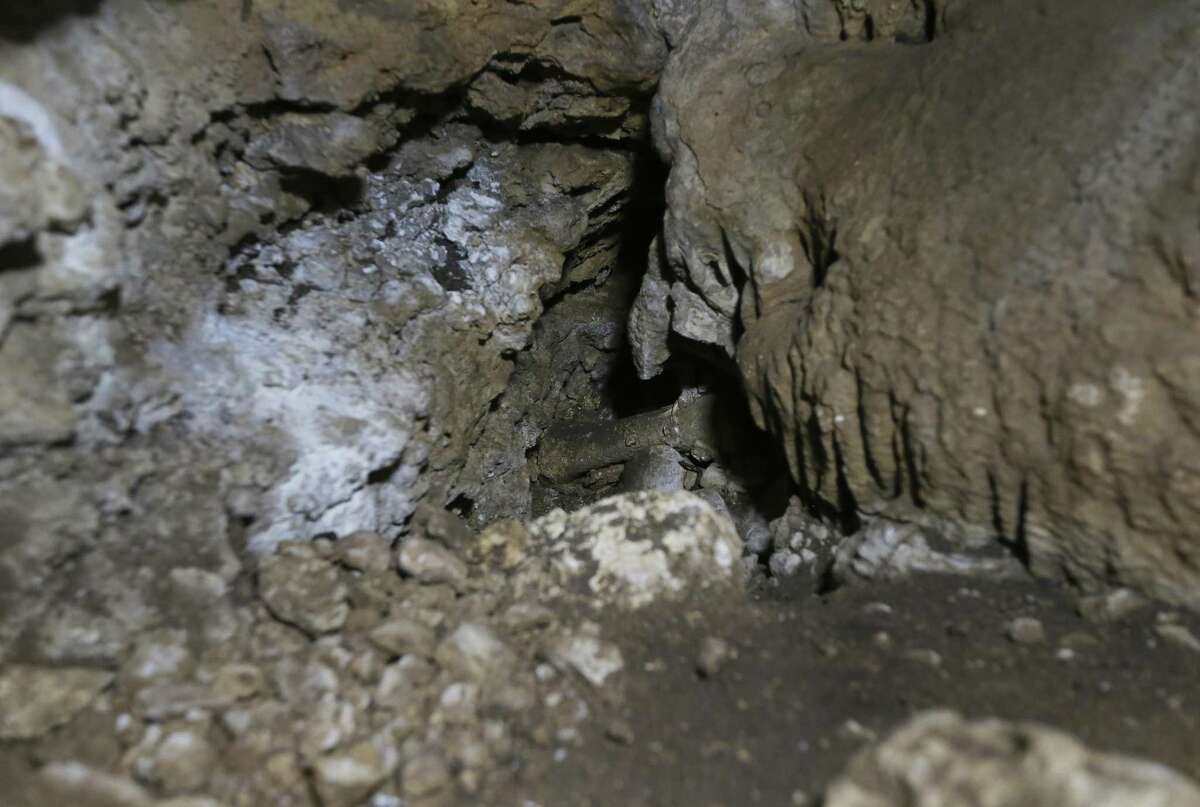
[635,0,1200,607]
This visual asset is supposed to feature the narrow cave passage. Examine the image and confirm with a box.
[466,144,797,549]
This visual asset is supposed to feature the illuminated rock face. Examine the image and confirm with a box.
[0,0,666,652]
[637,0,1200,607]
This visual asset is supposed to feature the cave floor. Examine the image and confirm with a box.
[512,574,1200,807]
[2,558,1197,807]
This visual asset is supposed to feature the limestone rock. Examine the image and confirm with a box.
[129,725,217,795]
[212,663,265,701]
[0,665,113,740]
[135,684,232,722]
[336,531,392,574]
[243,112,387,176]
[368,619,438,659]
[402,752,451,798]
[312,736,399,807]
[824,711,1200,807]
[695,636,734,678]
[481,490,742,610]
[1006,617,1046,645]
[619,446,687,493]
[376,657,437,707]
[0,0,667,658]
[39,762,155,807]
[698,463,744,495]
[258,552,349,636]
[1157,622,1200,654]
[1078,588,1149,623]
[0,114,87,247]
[547,627,624,687]
[832,520,1027,584]
[647,0,1200,608]
[32,604,130,665]
[411,504,474,552]
[769,551,804,579]
[435,623,516,682]
[627,237,673,380]
[124,629,193,683]
[396,538,469,591]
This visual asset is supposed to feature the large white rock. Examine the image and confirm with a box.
[481,490,742,609]
[825,711,1200,807]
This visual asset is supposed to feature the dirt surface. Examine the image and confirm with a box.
[514,574,1200,807]
[0,511,1196,806]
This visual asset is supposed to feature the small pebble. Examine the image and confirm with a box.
[1059,631,1099,652]
[814,639,839,658]
[1156,623,1200,653]
[768,550,803,578]
[839,719,876,743]
[402,753,450,798]
[336,530,392,573]
[696,637,735,678]
[743,523,772,555]
[605,718,635,745]
[213,663,264,700]
[396,538,469,591]
[904,648,942,667]
[1006,617,1045,644]
[1077,588,1146,623]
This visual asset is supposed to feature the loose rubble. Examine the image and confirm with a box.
[832,520,1027,585]
[0,507,660,805]
[3,506,1199,806]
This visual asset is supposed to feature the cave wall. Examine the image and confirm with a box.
[0,0,665,659]
[3,0,1200,679]
[633,0,1200,607]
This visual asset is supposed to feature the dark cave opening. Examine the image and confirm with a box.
[509,143,796,543]
[0,0,101,42]
[0,236,42,272]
